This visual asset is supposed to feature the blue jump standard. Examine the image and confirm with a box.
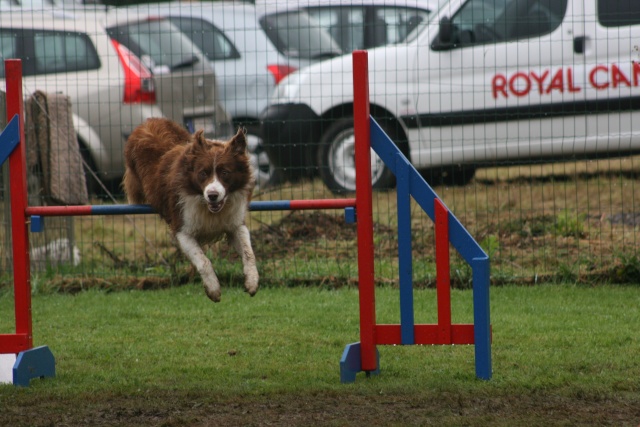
[12,346,56,387]
[340,117,492,383]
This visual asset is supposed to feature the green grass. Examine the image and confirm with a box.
[1,284,639,425]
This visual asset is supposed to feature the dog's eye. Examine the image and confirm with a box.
[219,169,229,177]
[198,170,208,180]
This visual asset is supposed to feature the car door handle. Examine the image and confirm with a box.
[574,36,587,54]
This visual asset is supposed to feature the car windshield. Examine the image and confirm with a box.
[107,19,201,73]
[260,10,342,60]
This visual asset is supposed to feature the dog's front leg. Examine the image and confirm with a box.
[176,232,221,302]
[229,225,259,296]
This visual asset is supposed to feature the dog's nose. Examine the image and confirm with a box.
[207,191,220,202]
[207,191,219,202]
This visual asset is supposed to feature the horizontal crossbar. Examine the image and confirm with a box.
[24,198,357,217]
[0,333,31,353]
[375,324,476,345]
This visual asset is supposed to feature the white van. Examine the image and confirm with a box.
[261,0,640,193]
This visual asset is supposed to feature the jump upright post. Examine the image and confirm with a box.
[339,51,492,383]
[0,59,55,387]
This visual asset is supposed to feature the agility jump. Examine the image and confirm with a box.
[0,52,491,386]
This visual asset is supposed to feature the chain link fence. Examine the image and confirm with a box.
[1,1,639,293]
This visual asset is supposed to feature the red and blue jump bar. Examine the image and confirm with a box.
[25,199,358,232]
[25,198,356,217]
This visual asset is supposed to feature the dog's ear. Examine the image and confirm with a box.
[192,129,207,149]
[227,128,247,156]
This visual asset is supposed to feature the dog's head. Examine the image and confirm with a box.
[183,128,254,213]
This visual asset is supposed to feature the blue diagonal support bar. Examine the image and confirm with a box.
[0,115,20,166]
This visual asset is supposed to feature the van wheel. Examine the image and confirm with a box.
[241,123,282,190]
[318,117,395,194]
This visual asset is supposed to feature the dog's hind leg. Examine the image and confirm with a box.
[176,232,221,302]
[228,225,259,296]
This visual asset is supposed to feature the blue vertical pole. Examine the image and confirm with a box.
[396,153,414,345]
[472,256,492,379]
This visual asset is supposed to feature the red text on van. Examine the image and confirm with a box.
[492,63,640,99]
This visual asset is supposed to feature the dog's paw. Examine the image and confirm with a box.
[204,286,222,303]
[244,270,259,297]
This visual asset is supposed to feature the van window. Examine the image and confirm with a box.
[307,6,365,52]
[598,0,640,27]
[305,6,431,52]
[168,16,240,61]
[0,29,99,78]
[374,7,431,45]
[447,0,567,47]
[0,33,17,65]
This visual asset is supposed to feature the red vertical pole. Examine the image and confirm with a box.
[6,59,33,352]
[353,51,377,372]
[435,199,452,344]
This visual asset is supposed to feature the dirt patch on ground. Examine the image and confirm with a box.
[2,390,638,426]
[251,211,396,259]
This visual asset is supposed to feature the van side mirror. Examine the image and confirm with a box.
[439,16,453,44]
[432,16,455,50]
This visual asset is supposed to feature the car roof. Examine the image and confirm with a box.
[119,1,288,66]
[104,7,174,27]
[255,0,440,14]
[0,9,109,30]
[135,1,257,14]
[120,1,260,30]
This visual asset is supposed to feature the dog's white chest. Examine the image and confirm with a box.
[179,192,247,240]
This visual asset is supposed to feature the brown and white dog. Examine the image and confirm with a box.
[123,118,258,302]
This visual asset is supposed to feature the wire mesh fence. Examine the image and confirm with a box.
[1,0,639,295]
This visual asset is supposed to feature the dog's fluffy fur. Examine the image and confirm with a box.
[123,118,258,302]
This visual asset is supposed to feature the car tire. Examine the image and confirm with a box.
[241,123,282,190]
[318,117,396,194]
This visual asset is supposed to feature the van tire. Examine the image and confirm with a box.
[318,117,396,194]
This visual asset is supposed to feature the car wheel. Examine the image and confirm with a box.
[318,117,395,194]
[242,124,282,190]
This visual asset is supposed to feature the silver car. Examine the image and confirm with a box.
[0,9,230,194]
[121,1,342,188]
[0,9,164,194]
